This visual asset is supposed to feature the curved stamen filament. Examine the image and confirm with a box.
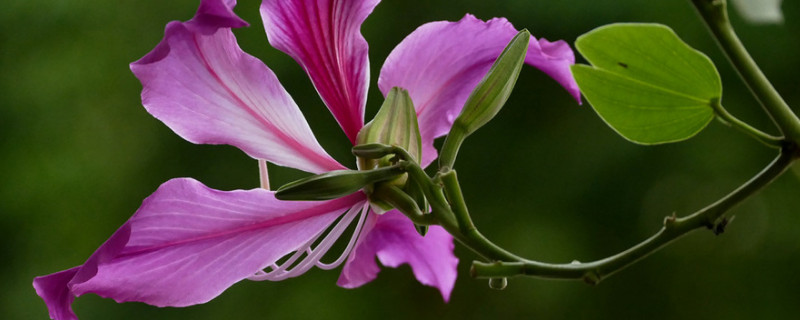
[316,201,369,270]
[247,202,369,281]
[258,159,270,190]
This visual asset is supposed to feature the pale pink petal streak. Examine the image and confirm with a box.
[36,178,365,317]
[337,210,458,301]
[379,14,581,166]
[261,0,379,143]
[131,0,344,174]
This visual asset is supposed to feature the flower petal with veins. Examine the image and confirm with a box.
[261,0,379,143]
[35,1,582,318]
[338,210,458,301]
[379,14,581,166]
[132,2,344,174]
[34,178,366,319]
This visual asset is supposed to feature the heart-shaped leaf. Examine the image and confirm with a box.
[572,23,722,144]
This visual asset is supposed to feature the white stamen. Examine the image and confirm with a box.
[277,207,360,277]
[247,233,320,281]
[316,201,369,270]
[247,202,369,281]
[258,159,270,190]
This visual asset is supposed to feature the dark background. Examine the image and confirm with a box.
[3,0,800,319]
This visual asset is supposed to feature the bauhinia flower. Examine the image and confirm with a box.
[33,0,580,319]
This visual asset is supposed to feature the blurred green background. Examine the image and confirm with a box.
[3,0,800,319]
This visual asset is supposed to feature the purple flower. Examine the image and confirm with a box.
[33,0,580,319]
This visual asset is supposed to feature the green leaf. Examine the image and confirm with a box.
[572,23,721,144]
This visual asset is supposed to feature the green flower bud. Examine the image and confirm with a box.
[404,177,428,218]
[356,87,422,171]
[370,184,423,218]
[275,166,405,201]
[351,143,397,160]
[439,29,530,169]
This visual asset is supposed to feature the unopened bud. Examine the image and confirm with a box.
[370,184,423,218]
[351,143,396,160]
[440,29,530,168]
[404,178,428,218]
[275,166,405,201]
[456,29,529,135]
[356,87,422,170]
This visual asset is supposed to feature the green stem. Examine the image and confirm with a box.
[711,99,783,148]
[439,170,524,262]
[472,145,796,281]
[439,170,477,235]
[401,161,520,261]
[401,161,458,230]
[689,0,800,143]
[438,125,467,170]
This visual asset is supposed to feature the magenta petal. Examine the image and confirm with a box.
[379,14,581,166]
[335,212,380,287]
[33,267,80,320]
[131,3,344,174]
[337,211,458,301]
[186,0,248,33]
[261,0,379,143]
[35,178,365,318]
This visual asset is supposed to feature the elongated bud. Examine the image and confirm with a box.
[439,29,530,169]
[352,143,396,160]
[372,184,423,218]
[275,166,405,201]
[371,183,430,236]
[458,29,529,133]
[356,87,422,170]
[352,143,416,165]
[404,177,428,218]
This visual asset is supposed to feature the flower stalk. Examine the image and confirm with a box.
[470,144,796,280]
[710,98,783,148]
[689,0,800,144]
[396,143,794,282]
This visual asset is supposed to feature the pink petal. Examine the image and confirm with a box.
[261,0,379,143]
[131,0,344,174]
[34,178,365,318]
[379,14,581,166]
[337,210,458,301]
[186,0,248,33]
[33,267,80,320]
